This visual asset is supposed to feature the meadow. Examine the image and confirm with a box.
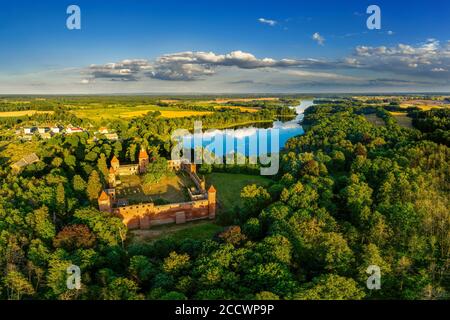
[206,172,271,210]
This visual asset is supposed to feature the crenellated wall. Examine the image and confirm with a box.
[99,153,217,230]
[114,198,212,229]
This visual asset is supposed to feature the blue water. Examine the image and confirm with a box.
[182,100,315,157]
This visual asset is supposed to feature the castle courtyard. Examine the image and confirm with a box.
[116,172,196,205]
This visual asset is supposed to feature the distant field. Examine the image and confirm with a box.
[0,110,53,117]
[70,105,212,121]
[158,110,213,118]
[212,105,259,113]
[211,97,279,103]
[206,172,271,211]
[400,102,449,111]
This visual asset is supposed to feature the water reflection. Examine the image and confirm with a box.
[182,100,315,157]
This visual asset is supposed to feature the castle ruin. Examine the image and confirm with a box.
[98,148,216,230]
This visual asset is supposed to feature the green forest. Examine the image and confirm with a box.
[0,98,448,300]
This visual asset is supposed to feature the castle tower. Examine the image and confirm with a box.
[108,167,116,188]
[111,156,120,171]
[200,176,206,193]
[98,191,112,213]
[138,148,149,174]
[207,185,216,219]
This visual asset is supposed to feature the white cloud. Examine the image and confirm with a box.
[147,51,318,81]
[432,67,447,72]
[258,18,277,26]
[87,59,151,81]
[312,32,325,45]
[69,38,450,92]
[348,39,450,79]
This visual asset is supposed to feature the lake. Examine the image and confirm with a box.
[182,99,315,157]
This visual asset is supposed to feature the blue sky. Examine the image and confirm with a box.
[0,0,449,93]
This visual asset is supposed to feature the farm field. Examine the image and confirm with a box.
[400,101,449,110]
[0,110,53,117]
[69,105,212,121]
[206,172,271,210]
[212,105,259,112]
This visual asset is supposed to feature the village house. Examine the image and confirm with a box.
[98,127,109,134]
[50,126,63,134]
[37,127,50,134]
[66,127,84,134]
[104,133,119,141]
[23,127,37,135]
[11,153,40,172]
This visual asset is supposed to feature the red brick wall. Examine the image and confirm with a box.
[115,199,211,230]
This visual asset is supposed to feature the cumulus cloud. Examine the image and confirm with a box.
[85,51,319,82]
[258,18,277,26]
[312,32,325,45]
[347,38,450,79]
[81,39,450,88]
[147,51,322,81]
[87,59,151,81]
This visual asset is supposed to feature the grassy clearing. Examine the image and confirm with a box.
[0,140,40,163]
[206,172,271,210]
[391,113,414,129]
[117,173,192,204]
[363,114,385,127]
[0,110,53,117]
[129,220,222,243]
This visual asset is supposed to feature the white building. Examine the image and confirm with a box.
[51,126,63,134]
[66,127,84,134]
[24,127,37,135]
[38,127,50,134]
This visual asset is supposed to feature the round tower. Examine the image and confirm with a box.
[207,185,216,219]
[138,148,149,174]
[200,176,206,193]
[108,167,116,188]
[98,191,112,213]
[111,156,120,171]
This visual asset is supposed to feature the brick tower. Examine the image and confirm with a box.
[207,185,216,219]
[138,148,149,174]
[111,156,120,171]
[108,167,116,188]
[98,191,112,213]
